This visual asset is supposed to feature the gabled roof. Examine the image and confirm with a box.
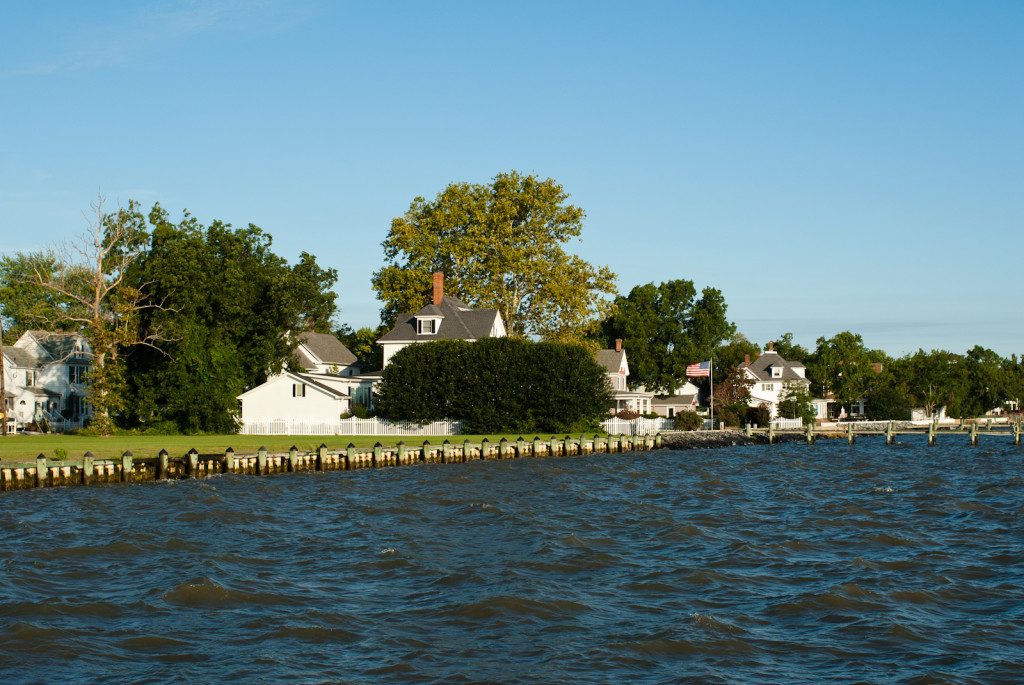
[653,393,697,407]
[23,330,89,362]
[745,351,807,382]
[595,349,627,375]
[294,332,357,368]
[3,346,39,369]
[378,295,502,344]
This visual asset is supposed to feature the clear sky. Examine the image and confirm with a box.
[2,1,1021,357]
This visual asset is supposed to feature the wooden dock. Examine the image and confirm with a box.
[747,420,1023,447]
[0,434,662,492]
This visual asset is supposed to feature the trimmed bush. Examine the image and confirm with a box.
[673,411,704,431]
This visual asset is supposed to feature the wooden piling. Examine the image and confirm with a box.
[224,447,235,474]
[806,422,816,445]
[188,448,199,477]
[122,451,133,483]
[35,455,47,488]
[847,424,854,445]
[82,452,94,485]
[256,446,267,475]
[317,444,327,471]
[970,422,979,446]
[442,439,451,463]
[885,422,894,445]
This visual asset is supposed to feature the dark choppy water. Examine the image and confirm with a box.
[2,438,1023,684]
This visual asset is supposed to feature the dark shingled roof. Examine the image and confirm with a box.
[378,296,501,344]
[25,330,87,361]
[3,346,39,368]
[653,394,697,406]
[595,349,626,375]
[746,351,807,382]
[295,332,357,367]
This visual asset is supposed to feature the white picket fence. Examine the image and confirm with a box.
[770,418,804,430]
[239,417,464,436]
[600,417,676,436]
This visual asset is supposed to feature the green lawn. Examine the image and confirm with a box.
[0,433,598,461]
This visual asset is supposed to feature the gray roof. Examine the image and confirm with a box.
[294,373,350,399]
[3,346,39,369]
[295,332,357,367]
[595,349,626,375]
[378,295,501,344]
[25,330,87,361]
[746,351,807,382]
[653,393,697,407]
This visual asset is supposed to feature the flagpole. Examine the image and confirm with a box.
[710,358,714,430]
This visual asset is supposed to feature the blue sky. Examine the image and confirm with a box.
[2,1,1021,357]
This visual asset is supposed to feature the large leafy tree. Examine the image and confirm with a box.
[0,197,160,433]
[599,280,736,393]
[121,204,338,433]
[372,171,617,342]
[807,331,880,407]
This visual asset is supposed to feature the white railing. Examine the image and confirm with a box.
[239,417,464,436]
[601,417,675,436]
[770,418,804,429]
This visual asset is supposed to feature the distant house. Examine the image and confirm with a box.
[2,330,92,430]
[652,381,701,418]
[376,273,506,367]
[595,340,654,415]
[237,333,376,427]
[741,342,811,418]
[292,331,361,376]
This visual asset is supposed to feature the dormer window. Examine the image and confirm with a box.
[772,367,782,378]
[417,318,440,335]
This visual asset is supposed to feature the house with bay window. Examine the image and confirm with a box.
[2,330,92,430]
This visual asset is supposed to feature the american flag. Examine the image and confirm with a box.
[686,361,711,377]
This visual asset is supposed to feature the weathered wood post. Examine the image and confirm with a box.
[397,441,407,465]
[442,439,451,463]
[289,445,299,472]
[1014,421,1021,446]
[346,443,356,469]
[373,442,383,467]
[532,436,542,457]
[847,424,855,445]
[256,446,267,475]
[157,449,168,480]
[82,451,95,485]
[970,421,979,446]
[422,440,431,462]
[317,444,327,471]
[548,436,557,457]
[188,448,199,478]
[655,433,662,449]
[516,436,525,458]
[987,418,992,431]
[498,438,508,459]
[481,438,490,460]
[224,447,235,474]
[768,423,775,445]
[463,439,473,461]
[745,423,752,438]
[35,454,47,488]
[806,422,815,445]
[121,451,133,483]
[580,434,588,454]
[563,435,572,456]
[885,422,894,446]
[927,422,936,446]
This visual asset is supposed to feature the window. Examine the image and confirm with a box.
[26,371,35,386]
[417,318,437,335]
[762,383,775,392]
[69,365,87,384]
[292,383,306,397]
[772,367,782,378]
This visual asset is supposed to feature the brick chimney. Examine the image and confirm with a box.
[432,272,444,306]
[768,341,774,352]
[615,339,622,353]
[744,354,750,367]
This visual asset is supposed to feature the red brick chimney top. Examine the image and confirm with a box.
[615,339,622,353]
[432,272,444,306]
[744,353,750,366]
[768,341,774,352]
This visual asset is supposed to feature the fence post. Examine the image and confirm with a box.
[82,451,94,485]
[122,451,133,483]
[35,454,47,488]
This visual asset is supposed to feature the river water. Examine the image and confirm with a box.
[1,438,1022,683]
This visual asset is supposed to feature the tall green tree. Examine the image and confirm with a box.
[121,204,338,432]
[807,332,881,408]
[372,171,617,342]
[599,280,736,392]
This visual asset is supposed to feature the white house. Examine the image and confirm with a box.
[2,330,92,430]
[741,343,811,419]
[376,273,506,367]
[595,340,654,415]
[652,381,701,418]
